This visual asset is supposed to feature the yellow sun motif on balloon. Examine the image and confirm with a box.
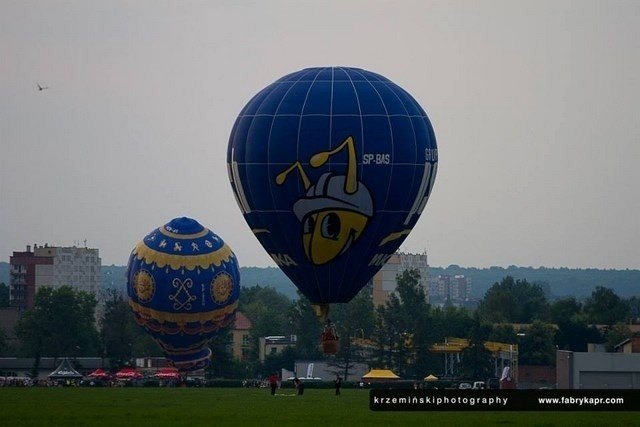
[133,270,155,302]
[210,272,234,305]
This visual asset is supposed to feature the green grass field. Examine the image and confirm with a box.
[0,387,637,427]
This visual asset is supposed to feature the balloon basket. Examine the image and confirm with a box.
[322,339,340,354]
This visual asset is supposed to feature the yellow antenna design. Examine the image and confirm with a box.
[309,136,357,194]
[276,162,311,190]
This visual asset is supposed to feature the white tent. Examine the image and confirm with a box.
[48,358,83,380]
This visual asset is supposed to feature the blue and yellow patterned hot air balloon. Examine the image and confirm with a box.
[227,67,438,352]
[126,217,240,371]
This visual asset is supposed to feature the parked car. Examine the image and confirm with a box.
[458,382,472,389]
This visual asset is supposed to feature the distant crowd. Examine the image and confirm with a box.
[242,378,271,388]
[0,377,64,387]
[0,377,177,387]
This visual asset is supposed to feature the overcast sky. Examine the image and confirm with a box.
[1,0,639,270]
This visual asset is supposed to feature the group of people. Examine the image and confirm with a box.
[267,373,342,396]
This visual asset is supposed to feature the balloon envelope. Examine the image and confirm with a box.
[126,217,240,372]
[227,67,437,306]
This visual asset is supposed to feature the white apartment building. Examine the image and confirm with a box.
[429,274,472,306]
[10,244,103,316]
[370,251,430,307]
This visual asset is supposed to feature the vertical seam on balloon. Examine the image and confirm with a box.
[242,74,297,272]
[333,67,366,303]
[354,69,396,279]
[242,83,281,260]
[228,88,270,216]
[329,67,334,156]
[361,69,399,306]
[299,68,326,303]
[382,79,420,229]
[396,88,437,227]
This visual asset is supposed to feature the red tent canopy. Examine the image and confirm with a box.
[154,367,180,379]
[87,368,111,379]
[115,367,143,379]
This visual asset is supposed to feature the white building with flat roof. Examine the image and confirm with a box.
[33,244,102,296]
[10,244,103,320]
[370,251,429,307]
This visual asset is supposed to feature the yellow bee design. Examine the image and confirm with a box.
[276,136,373,265]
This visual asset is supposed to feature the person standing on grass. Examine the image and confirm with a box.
[268,372,278,395]
[334,375,342,395]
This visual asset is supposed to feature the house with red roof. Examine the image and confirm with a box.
[231,311,252,361]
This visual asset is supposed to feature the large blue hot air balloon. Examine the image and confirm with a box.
[126,217,240,372]
[227,67,437,344]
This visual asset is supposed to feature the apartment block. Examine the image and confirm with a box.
[370,251,430,307]
[429,274,472,306]
[10,244,102,311]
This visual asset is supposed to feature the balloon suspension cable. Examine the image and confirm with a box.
[312,303,330,323]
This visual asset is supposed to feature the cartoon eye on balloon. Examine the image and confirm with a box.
[227,67,437,353]
[126,217,240,371]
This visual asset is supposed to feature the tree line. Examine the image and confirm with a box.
[431,265,640,298]
[0,273,638,381]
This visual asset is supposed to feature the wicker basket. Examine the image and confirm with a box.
[322,339,340,354]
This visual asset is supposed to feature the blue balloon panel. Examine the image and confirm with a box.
[227,67,437,305]
[126,217,240,372]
